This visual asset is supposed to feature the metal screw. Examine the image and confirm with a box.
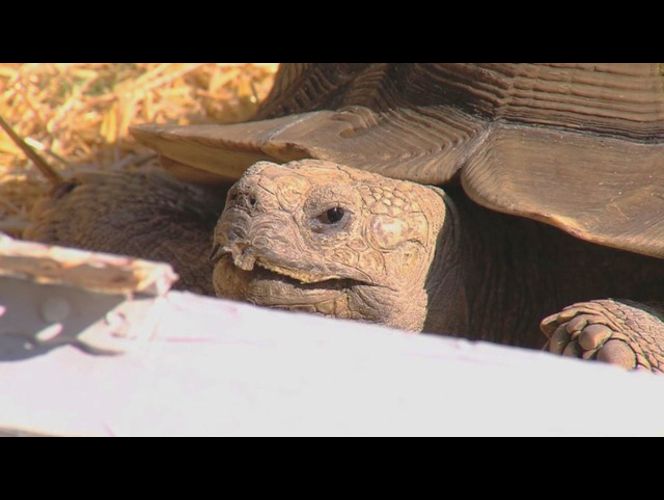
[40,297,71,323]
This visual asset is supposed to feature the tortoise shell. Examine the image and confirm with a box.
[131,63,664,258]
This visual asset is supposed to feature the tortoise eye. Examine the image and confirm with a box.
[319,206,345,224]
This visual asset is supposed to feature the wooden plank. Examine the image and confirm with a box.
[0,233,177,296]
[1,288,664,436]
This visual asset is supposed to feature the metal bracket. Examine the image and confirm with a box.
[0,276,165,357]
[0,234,175,358]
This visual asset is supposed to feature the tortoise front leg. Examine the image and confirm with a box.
[540,299,664,374]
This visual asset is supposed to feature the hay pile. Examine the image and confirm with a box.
[0,63,278,237]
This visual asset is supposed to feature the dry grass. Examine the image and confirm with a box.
[0,63,279,236]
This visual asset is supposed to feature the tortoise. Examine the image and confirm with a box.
[8,63,664,373]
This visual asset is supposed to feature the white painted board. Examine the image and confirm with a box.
[1,291,664,436]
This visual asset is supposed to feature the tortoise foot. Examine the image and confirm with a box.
[540,299,664,374]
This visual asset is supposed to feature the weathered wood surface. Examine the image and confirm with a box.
[0,233,177,295]
[2,287,664,436]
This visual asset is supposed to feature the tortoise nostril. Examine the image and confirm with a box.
[229,190,259,211]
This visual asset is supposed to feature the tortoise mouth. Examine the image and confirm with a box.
[210,241,371,288]
[212,253,365,316]
[217,252,361,289]
[254,262,357,290]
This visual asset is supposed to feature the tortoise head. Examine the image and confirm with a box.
[212,160,446,331]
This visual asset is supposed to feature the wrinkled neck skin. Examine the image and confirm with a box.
[212,161,664,347]
[423,186,664,349]
[423,188,552,348]
[421,189,472,339]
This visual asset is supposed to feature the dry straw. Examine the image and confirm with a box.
[0,63,278,237]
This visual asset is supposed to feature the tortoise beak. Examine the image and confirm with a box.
[224,242,257,272]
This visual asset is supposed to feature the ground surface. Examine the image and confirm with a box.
[0,63,278,237]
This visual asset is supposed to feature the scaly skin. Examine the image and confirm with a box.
[24,169,227,295]
[212,160,664,373]
[541,300,664,373]
[212,160,446,331]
